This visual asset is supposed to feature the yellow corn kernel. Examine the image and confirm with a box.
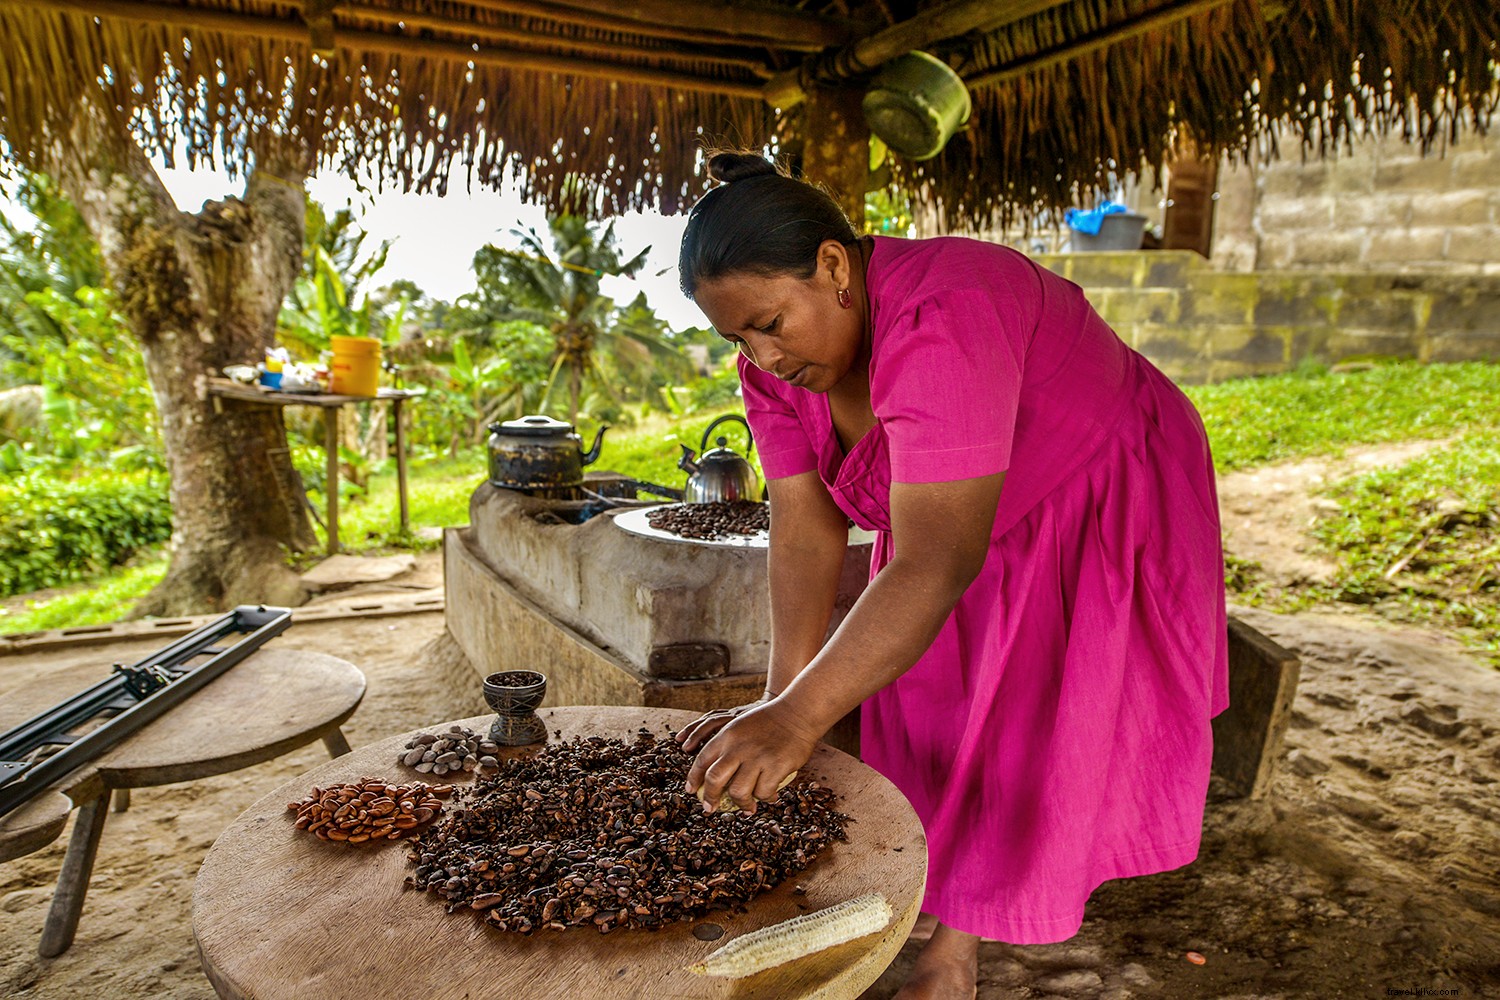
[686,893,893,978]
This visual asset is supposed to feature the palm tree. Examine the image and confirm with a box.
[470,214,685,424]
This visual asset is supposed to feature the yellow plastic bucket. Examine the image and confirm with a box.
[329,336,381,396]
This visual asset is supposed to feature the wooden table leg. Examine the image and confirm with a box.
[39,791,110,958]
[324,406,340,555]
[394,398,410,537]
[322,728,352,758]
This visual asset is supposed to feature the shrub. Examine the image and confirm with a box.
[0,470,171,596]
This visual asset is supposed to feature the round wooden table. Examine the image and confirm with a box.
[193,706,927,1000]
[0,647,366,956]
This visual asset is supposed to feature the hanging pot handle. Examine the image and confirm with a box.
[700,413,754,456]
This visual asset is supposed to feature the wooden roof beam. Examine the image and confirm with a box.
[338,4,776,78]
[462,0,852,52]
[963,0,1237,90]
[16,0,768,99]
[763,0,1071,107]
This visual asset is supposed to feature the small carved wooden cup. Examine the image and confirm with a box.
[482,670,548,746]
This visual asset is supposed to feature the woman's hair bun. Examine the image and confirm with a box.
[706,151,780,184]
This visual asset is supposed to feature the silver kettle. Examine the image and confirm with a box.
[678,415,759,504]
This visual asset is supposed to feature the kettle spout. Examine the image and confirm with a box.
[580,426,609,467]
[676,443,700,475]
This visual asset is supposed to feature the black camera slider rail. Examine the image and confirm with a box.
[0,605,292,820]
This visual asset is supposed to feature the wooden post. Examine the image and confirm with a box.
[38,791,109,957]
[799,86,871,232]
[1211,618,1302,799]
[324,407,340,555]
[394,398,410,538]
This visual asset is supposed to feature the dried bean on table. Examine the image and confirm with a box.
[406,729,847,934]
[396,724,502,777]
[286,777,454,844]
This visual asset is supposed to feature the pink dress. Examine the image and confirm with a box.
[739,236,1229,944]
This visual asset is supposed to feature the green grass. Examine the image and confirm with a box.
[1184,360,1500,471]
[0,553,167,635]
[7,362,1499,654]
[307,453,486,553]
[1310,432,1500,664]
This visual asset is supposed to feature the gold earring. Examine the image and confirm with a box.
[837,288,852,309]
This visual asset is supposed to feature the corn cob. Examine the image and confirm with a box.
[698,769,798,814]
[685,893,893,978]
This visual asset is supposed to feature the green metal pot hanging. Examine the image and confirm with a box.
[861,51,972,161]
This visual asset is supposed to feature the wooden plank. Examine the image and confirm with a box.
[192,706,926,1000]
[205,378,420,408]
[338,3,775,76]
[1162,150,1220,258]
[461,0,850,49]
[1211,617,1301,800]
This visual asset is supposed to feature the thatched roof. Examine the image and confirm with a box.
[0,0,1496,226]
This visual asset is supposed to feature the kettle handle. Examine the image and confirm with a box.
[700,414,754,456]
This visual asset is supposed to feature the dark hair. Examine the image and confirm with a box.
[678,152,859,298]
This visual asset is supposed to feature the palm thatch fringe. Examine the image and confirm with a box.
[0,0,1494,227]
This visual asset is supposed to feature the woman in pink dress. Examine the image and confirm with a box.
[675,152,1228,1000]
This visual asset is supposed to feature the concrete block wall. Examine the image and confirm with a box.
[1037,250,1500,383]
[1218,129,1500,273]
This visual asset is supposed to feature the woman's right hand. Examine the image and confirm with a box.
[674,693,774,753]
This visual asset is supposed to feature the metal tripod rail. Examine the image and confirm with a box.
[0,605,292,819]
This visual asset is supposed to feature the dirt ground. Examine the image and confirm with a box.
[3,447,1500,998]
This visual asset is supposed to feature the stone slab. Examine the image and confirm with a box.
[300,553,416,591]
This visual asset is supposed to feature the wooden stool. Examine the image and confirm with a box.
[1211,617,1302,799]
[0,647,366,957]
[193,705,927,1000]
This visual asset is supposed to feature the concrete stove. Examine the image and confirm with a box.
[444,476,872,732]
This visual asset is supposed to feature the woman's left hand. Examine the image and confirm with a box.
[685,698,822,815]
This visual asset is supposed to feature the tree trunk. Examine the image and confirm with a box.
[47,108,316,615]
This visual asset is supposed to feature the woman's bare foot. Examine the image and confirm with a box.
[892,921,979,1000]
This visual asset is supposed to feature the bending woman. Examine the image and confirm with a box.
[675,153,1228,1000]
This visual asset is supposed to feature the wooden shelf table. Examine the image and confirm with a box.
[206,379,425,554]
[193,705,927,1000]
[0,648,366,957]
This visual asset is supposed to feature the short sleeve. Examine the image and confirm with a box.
[871,287,1024,483]
[737,354,818,480]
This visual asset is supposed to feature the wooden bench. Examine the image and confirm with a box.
[1211,616,1301,800]
[0,647,366,956]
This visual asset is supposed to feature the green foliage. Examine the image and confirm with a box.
[0,170,161,468]
[1304,433,1500,664]
[0,470,172,597]
[457,215,687,424]
[865,186,915,237]
[0,555,168,635]
[593,405,762,489]
[278,203,401,358]
[0,285,160,465]
[0,171,105,371]
[1185,361,1500,472]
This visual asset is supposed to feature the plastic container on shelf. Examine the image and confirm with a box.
[328,336,381,396]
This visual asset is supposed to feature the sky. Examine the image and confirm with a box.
[14,158,709,332]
